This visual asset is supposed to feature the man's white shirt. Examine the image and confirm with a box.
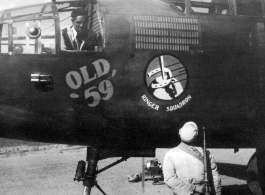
[71,26,85,50]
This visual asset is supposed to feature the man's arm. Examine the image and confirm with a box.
[83,29,100,51]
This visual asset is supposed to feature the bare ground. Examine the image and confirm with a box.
[0,145,256,195]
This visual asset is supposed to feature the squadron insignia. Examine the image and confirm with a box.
[145,54,187,101]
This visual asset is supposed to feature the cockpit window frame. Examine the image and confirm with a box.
[233,0,264,17]
[0,3,60,55]
[188,0,234,15]
[0,1,105,55]
[168,0,265,17]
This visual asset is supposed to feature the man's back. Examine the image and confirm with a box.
[163,144,205,195]
[164,145,205,184]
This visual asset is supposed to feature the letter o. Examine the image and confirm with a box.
[66,71,82,89]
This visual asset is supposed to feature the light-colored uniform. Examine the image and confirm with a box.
[163,142,221,195]
[61,26,99,51]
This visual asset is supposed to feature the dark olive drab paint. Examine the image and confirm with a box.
[0,0,265,150]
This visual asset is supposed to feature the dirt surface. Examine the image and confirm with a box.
[0,146,256,195]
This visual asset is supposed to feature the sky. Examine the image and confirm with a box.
[0,0,50,11]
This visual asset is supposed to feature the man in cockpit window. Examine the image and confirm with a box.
[61,8,99,51]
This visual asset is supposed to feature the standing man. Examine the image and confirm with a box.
[163,121,221,195]
[61,8,99,51]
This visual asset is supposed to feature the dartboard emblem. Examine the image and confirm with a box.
[145,54,188,101]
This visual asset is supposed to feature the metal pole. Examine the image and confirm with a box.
[203,127,210,195]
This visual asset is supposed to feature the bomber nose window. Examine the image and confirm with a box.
[0,3,57,54]
[58,1,105,52]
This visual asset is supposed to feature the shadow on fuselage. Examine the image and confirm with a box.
[217,163,253,195]
[222,184,252,195]
[217,163,247,181]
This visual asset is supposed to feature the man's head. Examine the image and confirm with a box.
[179,121,198,143]
[71,8,88,34]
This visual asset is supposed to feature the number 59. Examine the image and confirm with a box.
[85,80,114,107]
